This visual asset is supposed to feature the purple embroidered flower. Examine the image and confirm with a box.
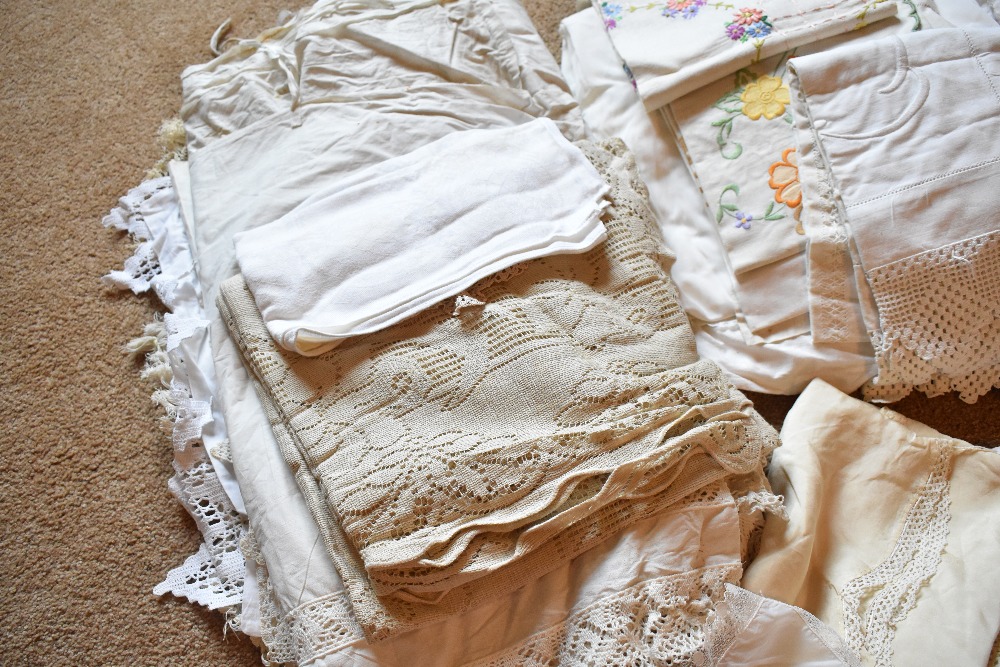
[662,0,706,19]
[734,211,753,229]
[745,20,772,38]
[600,2,624,29]
[726,23,746,40]
[725,8,773,42]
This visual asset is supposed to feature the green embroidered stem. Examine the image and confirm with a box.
[716,184,785,228]
[901,0,922,30]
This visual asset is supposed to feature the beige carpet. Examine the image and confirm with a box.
[1,1,996,665]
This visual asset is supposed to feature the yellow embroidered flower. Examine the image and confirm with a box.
[768,147,805,234]
[740,75,790,120]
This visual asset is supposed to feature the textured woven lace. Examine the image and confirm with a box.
[471,564,741,667]
[839,440,954,667]
[863,230,1000,403]
[218,139,777,640]
[701,585,860,667]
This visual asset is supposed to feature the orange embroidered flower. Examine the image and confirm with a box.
[740,75,790,120]
[768,147,804,234]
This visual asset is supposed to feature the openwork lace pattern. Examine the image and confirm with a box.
[101,177,171,304]
[243,529,366,666]
[218,139,778,640]
[863,229,1000,403]
[702,585,860,666]
[471,564,741,667]
[106,176,249,624]
[839,440,954,667]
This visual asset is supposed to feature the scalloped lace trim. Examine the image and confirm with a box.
[863,230,1000,404]
[107,176,249,625]
[839,440,954,667]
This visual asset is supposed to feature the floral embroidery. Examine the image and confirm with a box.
[768,147,804,234]
[600,2,625,28]
[662,0,707,19]
[725,7,773,61]
[716,183,785,229]
[740,75,790,120]
[711,57,793,160]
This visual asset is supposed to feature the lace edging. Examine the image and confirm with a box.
[839,440,954,667]
[106,174,249,626]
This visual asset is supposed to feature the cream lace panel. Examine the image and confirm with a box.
[863,230,1000,403]
[471,564,742,667]
[839,441,954,667]
[218,139,777,639]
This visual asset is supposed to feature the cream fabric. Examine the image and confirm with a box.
[788,26,1000,402]
[589,0,899,110]
[559,7,876,394]
[743,379,1000,667]
[219,140,778,640]
[180,0,590,652]
[235,119,608,356]
[181,0,584,151]
[701,584,859,666]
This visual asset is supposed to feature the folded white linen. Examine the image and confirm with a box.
[235,119,609,356]
[742,379,1000,667]
[591,0,899,110]
[559,7,876,394]
[787,26,1000,401]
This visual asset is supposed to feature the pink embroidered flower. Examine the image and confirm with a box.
[733,7,764,24]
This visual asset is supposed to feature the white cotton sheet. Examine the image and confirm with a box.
[559,7,875,395]
[235,119,609,356]
[590,0,899,110]
[787,25,1000,401]
[742,379,1000,667]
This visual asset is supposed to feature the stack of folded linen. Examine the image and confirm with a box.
[105,0,850,663]
[562,0,1000,401]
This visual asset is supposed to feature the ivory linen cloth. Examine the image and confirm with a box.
[591,0,899,110]
[235,119,608,356]
[787,26,1000,402]
[559,7,876,394]
[742,379,1000,667]
[219,140,778,640]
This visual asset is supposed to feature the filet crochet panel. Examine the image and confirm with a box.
[863,229,1000,403]
[219,139,777,640]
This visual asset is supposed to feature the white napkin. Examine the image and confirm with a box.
[235,118,609,355]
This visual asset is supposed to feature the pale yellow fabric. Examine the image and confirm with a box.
[743,379,1000,666]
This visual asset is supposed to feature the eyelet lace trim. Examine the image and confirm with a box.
[106,176,249,625]
[839,440,954,667]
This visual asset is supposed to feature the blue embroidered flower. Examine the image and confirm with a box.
[734,211,753,229]
[601,2,624,29]
[745,20,772,38]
